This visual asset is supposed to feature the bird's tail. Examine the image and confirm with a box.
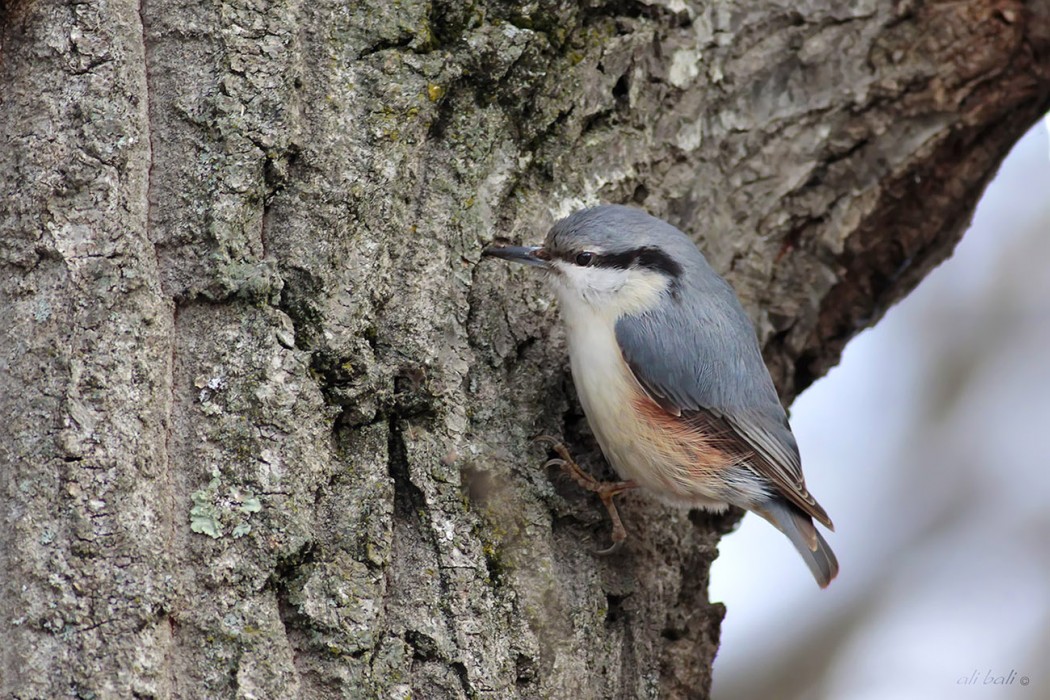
[756,498,839,588]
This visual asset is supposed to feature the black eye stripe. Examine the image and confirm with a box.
[550,245,682,278]
[591,250,635,270]
[591,246,682,278]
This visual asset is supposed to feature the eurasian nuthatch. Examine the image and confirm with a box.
[482,205,838,587]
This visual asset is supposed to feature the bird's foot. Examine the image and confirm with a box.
[531,435,638,555]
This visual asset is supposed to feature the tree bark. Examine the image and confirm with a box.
[1,0,1047,698]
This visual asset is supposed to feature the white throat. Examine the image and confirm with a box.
[549,262,671,327]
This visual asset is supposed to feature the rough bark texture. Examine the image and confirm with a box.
[1,0,1048,698]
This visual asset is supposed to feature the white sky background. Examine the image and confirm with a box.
[711,123,1050,700]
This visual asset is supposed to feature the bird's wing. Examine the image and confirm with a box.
[615,309,833,529]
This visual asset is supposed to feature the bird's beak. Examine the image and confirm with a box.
[481,244,550,268]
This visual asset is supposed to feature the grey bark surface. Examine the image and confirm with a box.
[1,0,1047,698]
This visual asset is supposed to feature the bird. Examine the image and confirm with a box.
[481,204,838,587]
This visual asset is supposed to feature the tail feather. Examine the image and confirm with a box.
[756,499,839,588]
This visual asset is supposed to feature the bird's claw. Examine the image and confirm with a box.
[532,435,636,555]
[542,457,566,470]
[594,539,625,556]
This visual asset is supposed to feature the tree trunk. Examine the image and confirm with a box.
[1,0,1047,697]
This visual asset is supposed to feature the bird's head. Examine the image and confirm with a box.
[483,205,689,321]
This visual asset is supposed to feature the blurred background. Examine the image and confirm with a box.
[711,121,1050,700]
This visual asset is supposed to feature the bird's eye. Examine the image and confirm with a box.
[574,252,595,267]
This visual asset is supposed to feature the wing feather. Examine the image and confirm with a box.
[617,308,833,530]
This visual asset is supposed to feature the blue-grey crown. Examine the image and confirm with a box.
[545,204,712,278]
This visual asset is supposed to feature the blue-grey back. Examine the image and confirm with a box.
[549,207,775,408]
[551,205,801,466]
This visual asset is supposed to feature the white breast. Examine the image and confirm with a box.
[556,294,669,490]
[554,284,732,508]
